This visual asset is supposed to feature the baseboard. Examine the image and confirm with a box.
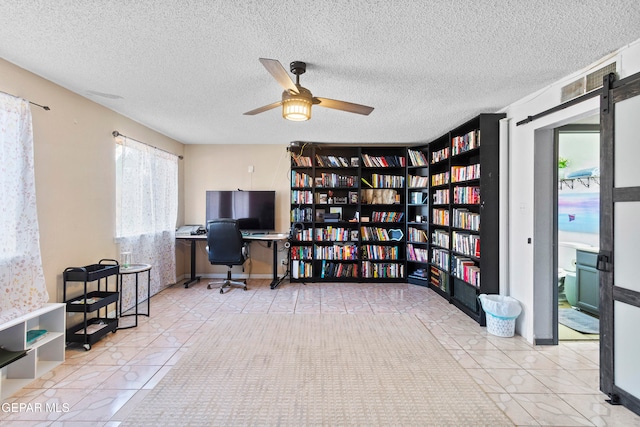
[177,273,275,281]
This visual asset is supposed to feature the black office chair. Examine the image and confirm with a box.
[206,219,248,293]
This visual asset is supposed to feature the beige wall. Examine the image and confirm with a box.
[0,58,186,302]
[182,144,292,278]
[1,57,294,299]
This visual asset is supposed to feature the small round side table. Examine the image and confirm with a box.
[118,263,151,329]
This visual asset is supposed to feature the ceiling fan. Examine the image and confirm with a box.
[244,58,374,121]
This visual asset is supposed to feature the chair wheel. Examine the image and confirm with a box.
[243,286,247,291]
[220,288,224,294]
[207,284,212,289]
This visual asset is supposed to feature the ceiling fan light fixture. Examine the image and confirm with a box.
[282,87,312,121]
[245,58,374,120]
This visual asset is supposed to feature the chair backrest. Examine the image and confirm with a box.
[206,219,245,266]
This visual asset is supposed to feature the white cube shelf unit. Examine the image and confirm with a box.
[0,303,66,399]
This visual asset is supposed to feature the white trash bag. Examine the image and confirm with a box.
[478,294,522,337]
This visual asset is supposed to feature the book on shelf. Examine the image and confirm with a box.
[369,173,404,188]
[432,189,450,205]
[361,154,406,168]
[291,171,313,187]
[315,226,352,241]
[407,149,428,166]
[291,190,312,204]
[314,244,358,260]
[409,192,428,204]
[291,155,312,167]
[431,171,450,186]
[451,164,480,182]
[320,260,358,278]
[361,261,404,279]
[371,211,404,223]
[408,227,428,243]
[452,231,480,258]
[430,266,449,292]
[452,208,480,231]
[451,255,480,287]
[0,347,28,369]
[362,245,399,260]
[292,261,312,278]
[316,154,350,168]
[431,147,450,163]
[432,208,450,226]
[451,130,480,155]
[291,207,313,222]
[318,173,357,188]
[408,175,429,188]
[453,186,480,204]
[412,268,428,278]
[290,246,313,260]
[406,244,428,262]
[26,329,48,345]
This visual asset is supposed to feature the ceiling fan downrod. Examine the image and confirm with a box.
[290,61,306,86]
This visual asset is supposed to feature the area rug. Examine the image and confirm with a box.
[559,308,600,334]
[122,314,513,426]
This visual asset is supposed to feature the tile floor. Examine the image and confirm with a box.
[1,279,639,426]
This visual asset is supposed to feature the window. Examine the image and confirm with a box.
[115,136,178,302]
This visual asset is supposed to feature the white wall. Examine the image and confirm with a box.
[504,38,640,343]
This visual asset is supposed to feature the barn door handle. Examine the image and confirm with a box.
[597,251,611,272]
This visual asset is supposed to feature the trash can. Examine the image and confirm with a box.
[478,294,522,337]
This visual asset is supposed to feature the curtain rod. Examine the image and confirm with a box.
[0,90,50,110]
[112,131,183,159]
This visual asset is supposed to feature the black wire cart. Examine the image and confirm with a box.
[63,259,119,350]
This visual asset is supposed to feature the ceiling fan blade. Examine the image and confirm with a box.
[259,58,298,94]
[314,97,374,115]
[243,101,282,115]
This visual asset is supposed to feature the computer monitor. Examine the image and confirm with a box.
[205,190,276,233]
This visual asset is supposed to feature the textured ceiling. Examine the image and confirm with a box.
[1,1,639,145]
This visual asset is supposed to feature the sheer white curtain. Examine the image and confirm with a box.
[0,93,48,323]
[115,136,178,310]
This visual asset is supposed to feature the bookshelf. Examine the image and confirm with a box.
[289,144,407,282]
[288,114,503,326]
[406,146,431,287]
[0,303,66,399]
[406,113,505,324]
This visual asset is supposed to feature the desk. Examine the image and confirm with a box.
[118,263,151,329]
[176,233,289,289]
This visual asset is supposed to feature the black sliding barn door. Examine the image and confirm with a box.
[599,71,640,415]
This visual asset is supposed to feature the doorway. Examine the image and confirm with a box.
[555,124,600,341]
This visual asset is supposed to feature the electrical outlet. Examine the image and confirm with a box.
[281,259,287,265]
